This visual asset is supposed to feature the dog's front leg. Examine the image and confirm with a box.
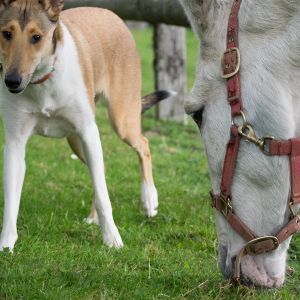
[0,137,27,252]
[80,122,123,248]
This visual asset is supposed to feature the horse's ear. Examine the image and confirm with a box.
[39,0,64,22]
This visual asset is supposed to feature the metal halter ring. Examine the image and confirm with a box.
[231,110,247,128]
[260,136,275,155]
[244,236,279,256]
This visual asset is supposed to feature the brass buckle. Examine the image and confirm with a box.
[238,124,261,145]
[218,194,233,217]
[221,47,241,79]
[244,236,279,256]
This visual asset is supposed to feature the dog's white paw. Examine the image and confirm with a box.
[102,224,123,249]
[84,206,99,225]
[0,234,17,252]
[84,215,99,225]
[141,182,158,217]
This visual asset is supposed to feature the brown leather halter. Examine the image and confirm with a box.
[194,0,300,282]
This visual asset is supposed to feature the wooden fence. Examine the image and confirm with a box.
[64,0,189,27]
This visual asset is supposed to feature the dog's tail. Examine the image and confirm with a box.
[141,90,176,113]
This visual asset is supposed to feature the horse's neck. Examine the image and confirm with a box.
[239,1,299,35]
[184,0,300,34]
[239,1,300,137]
[201,0,300,42]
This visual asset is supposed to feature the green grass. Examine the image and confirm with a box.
[0,28,299,299]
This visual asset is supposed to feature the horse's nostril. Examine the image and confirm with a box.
[4,73,22,89]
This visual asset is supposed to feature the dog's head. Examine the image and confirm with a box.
[0,0,64,93]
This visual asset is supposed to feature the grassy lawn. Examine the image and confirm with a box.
[0,28,299,299]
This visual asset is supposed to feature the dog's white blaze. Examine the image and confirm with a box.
[0,22,123,250]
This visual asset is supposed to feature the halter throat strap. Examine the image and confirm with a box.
[193,0,300,283]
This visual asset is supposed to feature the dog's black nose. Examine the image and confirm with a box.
[5,73,22,90]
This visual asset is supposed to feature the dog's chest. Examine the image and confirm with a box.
[32,95,79,139]
[35,112,74,138]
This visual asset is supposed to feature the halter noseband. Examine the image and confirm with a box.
[193,0,300,282]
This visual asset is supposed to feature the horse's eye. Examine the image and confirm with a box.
[2,31,12,41]
[31,35,41,44]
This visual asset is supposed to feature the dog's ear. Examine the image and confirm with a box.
[39,0,64,22]
[0,0,15,5]
[0,0,15,13]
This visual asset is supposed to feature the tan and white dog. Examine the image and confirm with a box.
[0,0,171,251]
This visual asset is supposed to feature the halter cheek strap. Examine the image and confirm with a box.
[193,0,300,283]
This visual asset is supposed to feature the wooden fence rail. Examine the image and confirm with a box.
[64,0,190,27]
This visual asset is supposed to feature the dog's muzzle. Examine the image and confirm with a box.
[4,72,23,93]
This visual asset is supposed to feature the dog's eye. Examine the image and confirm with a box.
[31,35,41,44]
[2,31,12,41]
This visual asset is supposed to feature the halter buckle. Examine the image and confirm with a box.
[217,194,233,217]
[221,47,241,79]
[244,236,279,256]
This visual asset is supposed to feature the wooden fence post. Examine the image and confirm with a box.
[154,24,186,122]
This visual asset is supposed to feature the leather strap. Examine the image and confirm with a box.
[211,193,257,242]
[219,0,243,200]
[233,248,245,281]
[276,217,300,244]
[225,0,243,117]
[220,126,241,197]
[290,139,300,204]
[269,140,292,156]
[268,138,300,204]
[227,211,257,242]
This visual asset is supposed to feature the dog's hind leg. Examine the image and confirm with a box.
[67,134,99,225]
[107,91,158,218]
